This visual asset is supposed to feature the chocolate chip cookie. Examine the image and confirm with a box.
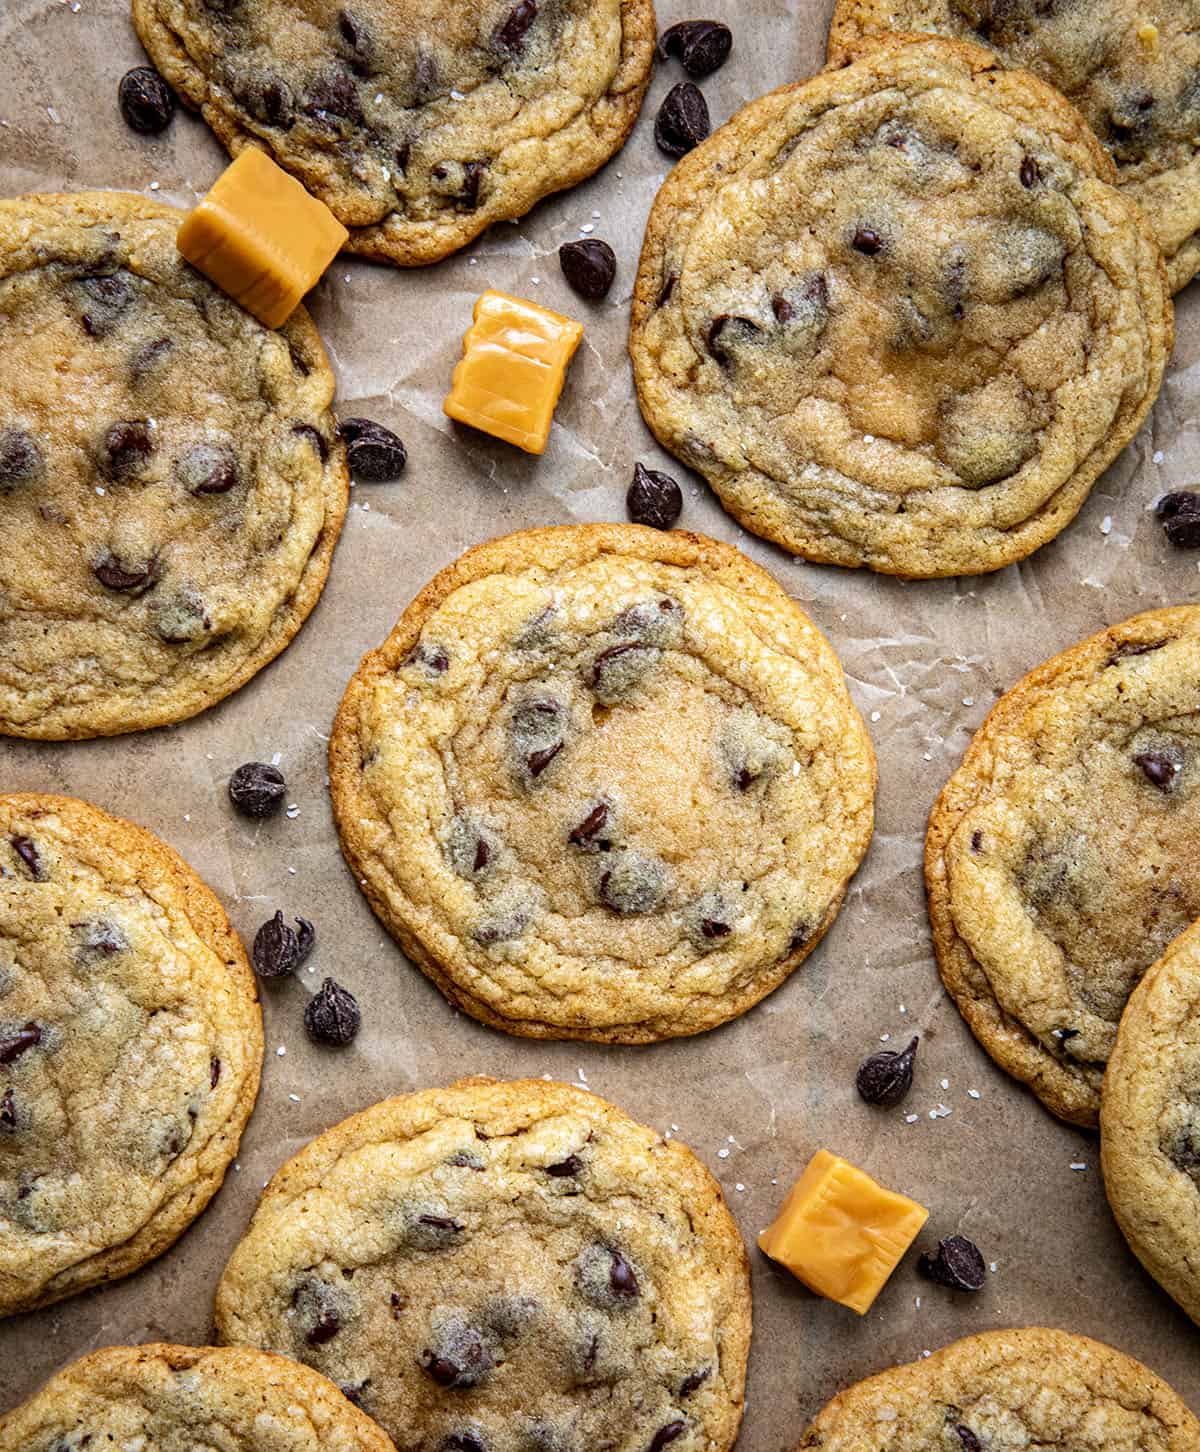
[1102,919,1200,1327]
[215,1077,751,1452]
[629,36,1171,578]
[0,192,347,740]
[131,0,656,267]
[0,1343,396,1452]
[926,608,1200,1128]
[795,1328,1200,1449]
[829,4,1200,293]
[0,793,262,1316]
[328,524,875,1042]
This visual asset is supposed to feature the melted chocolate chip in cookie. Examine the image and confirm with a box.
[0,428,44,490]
[575,1243,641,1308]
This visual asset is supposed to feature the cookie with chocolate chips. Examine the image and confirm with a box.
[926,607,1200,1127]
[0,1343,395,1452]
[328,524,875,1042]
[130,0,655,267]
[629,36,1171,578]
[829,5,1200,293]
[0,794,262,1316]
[0,192,347,739]
[794,1328,1199,1449]
[1102,919,1200,1327]
[215,1077,750,1452]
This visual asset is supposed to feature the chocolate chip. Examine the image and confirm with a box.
[130,336,173,380]
[295,917,316,965]
[855,1035,919,1106]
[569,802,611,849]
[852,225,883,255]
[495,0,538,53]
[0,1023,42,1065]
[303,68,364,127]
[680,1367,711,1397]
[473,890,535,945]
[407,642,450,675]
[339,417,407,481]
[701,918,731,939]
[339,1382,370,1409]
[304,978,361,1046]
[444,1436,487,1452]
[0,429,43,490]
[119,66,176,134]
[252,911,306,978]
[92,554,156,593]
[1156,490,1200,548]
[10,837,44,880]
[78,271,135,337]
[210,1056,221,1088]
[658,271,678,307]
[706,313,761,366]
[71,918,129,961]
[954,1428,981,1452]
[575,1244,641,1308]
[1019,154,1039,188]
[229,762,287,818]
[247,76,295,127]
[607,1251,638,1296]
[528,742,563,776]
[628,461,683,530]
[100,418,154,479]
[292,422,329,462]
[1135,750,1181,791]
[546,1154,582,1176]
[1108,637,1169,663]
[418,1213,463,1232]
[177,442,239,495]
[0,1088,16,1130]
[305,1310,340,1345]
[655,81,709,157]
[337,9,374,74]
[559,239,617,301]
[647,1424,686,1452]
[918,1234,986,1292]
[512,696,567,781]
[771,294,793,322]
[588,641,652,696]
[657,19,732,77]
[421,1322,493,1388]
[599,853,668,915]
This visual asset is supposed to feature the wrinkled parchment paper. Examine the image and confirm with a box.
[3,0,1199,1428]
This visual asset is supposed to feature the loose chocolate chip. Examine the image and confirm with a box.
[100,418,154,479]
[303,68,364,127]
[856,1035,919,1107]
[954,1428,981,1452]
[658,19,732,77]
[177,442,239,495]
[569,802,611,849]
[628,461,683,530]
[559,239,617,301]
[0,1088,15,1129]
[292,422,329,462]
[10,837,44,880]
[1135,750,1180,791]
[918,1234,986,1292]
[495,0,538,53]
[1019,154,1039,188]
[706,313,761,366]
[546,1154,582,1176]
[655,81,710,157]
[229,762,287,818]
[0,428,43,489]
[852,225,883,255]
[680,1367,711,1397]
[1156,490,1200,548]
[647,1424,686,1452]
[339,417,407,481]
[210,1056,221,1088]
[92,554,156,593]
[252,911,305,978]
[0,1023,42,1065]
[304,978,361,1046]
[337,9,374,74]
[119,66,176,134]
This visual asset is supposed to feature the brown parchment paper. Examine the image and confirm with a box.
[3,0,1200,1429]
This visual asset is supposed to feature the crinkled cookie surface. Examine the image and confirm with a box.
[0,794,261,1316]
[926,607,1200,1127]
[215,1078,751,1452]
[829,0,1200,292]
[329,525,875,1042]
[0,1343,396,1452]
[0,192,346,739]
[795,1328,1200,1450]
[132,0,656,265]
[630,37,1171,578]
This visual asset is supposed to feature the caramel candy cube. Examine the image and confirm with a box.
[443,290,584,455]
[758,1149,929,1314]
[177,148,348,329]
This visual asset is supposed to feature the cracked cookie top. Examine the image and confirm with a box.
[925,607,1200,1127]
[0,794,262,1317]
[0,192,347,739]
[131,0,655,266]
[1102,919,1200,1328]
[829,0,1200,292]
[795,1328,1199,1450]
[0,1343,396,1452]
[328,525,875,1042]
[629,37,1171,579]
[215,1078,750,1452]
